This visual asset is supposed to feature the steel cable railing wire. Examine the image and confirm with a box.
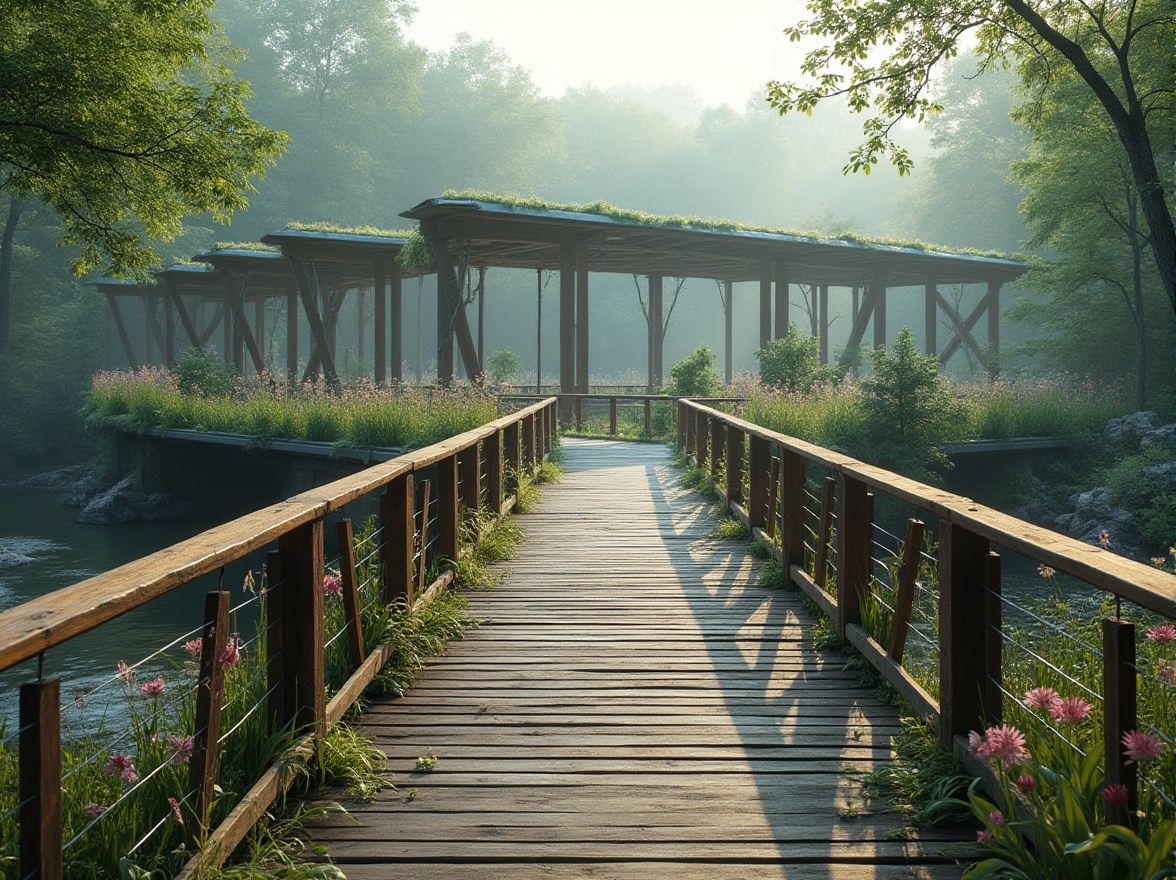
[216,679,282,746]
[994,589,1103,658]
[995,624,1103,701]
[59,678,202,785]
[990,676,1088,757]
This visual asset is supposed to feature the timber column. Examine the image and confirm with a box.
[925,276,937,357]
[987,279,1000,375]
[559,243,575,422]
[872,273,888,350]
[389,262,403,383]
[774,262,789,339]
[575,245,589,393]
[374,261,386,385]
[648,274,663,389]
[758,261,772,349]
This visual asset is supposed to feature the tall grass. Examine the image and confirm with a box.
[86,370,500,449]
[741,373,1129,451]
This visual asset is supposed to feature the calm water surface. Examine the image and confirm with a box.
[0,488,265,726]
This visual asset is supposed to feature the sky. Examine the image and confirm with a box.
[403,0,810,110]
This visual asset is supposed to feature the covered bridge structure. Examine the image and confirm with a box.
[403,197,1025,389]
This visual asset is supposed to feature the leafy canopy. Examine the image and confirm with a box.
[765,0,1176,307]
[0,0,287,276]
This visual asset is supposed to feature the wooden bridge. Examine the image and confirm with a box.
[301,439,967,878]
[1,396,1172,880]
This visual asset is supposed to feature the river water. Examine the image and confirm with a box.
[0,488,265,728]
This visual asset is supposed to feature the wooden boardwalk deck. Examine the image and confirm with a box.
[305,439,970,879]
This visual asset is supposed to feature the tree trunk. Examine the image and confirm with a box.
[1129,196,1147,412]
[0,195,28,356]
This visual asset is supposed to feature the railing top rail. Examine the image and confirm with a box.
[682,398,1176,617]
[0,397,556,673]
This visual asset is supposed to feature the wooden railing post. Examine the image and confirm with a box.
[20,677,61,880]
[504,421,521,493]
[381,473,414,606]
[835,475,871,642]
[780,449,806,571]
[691,411,700,468]
[938,521,990,747]
[485,429,503,514]
[887,519,925,663]
[644,398,653,437]
[984,551,1002,726]
[278,520,325,738]
[747,436,769,532]
[709,418,723,481]
[1103,618,1138,824]
[334,519,366,667]
[190,590,230,838]
[543,403,554,454]
[457,441,481,513]
[609,397,617,435]
[767,454,780,539]
[521,414,535,470]
[438,452,460,564]
[682,403,694,454]
[576,397,584,431]
[725,425,744,505]
[813,477,836,591]
[265,550,286,727]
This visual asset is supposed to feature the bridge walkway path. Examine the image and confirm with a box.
[304,438,971,879]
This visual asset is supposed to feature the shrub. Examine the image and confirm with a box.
[174,347,236,397]
[669,344,722,397]
[860,327,966,477]
[755,325,829,393]
[486,349,521,385]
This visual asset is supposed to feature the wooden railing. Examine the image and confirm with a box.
[678,398,1175,822]
[0,397,557,880]
[503,393,743,436]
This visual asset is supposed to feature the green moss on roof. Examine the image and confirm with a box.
[283,222,416,238]
[211,241,281,253]
[398,229,435,271]
[440,190,1017,262]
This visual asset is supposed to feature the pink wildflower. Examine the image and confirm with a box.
[102,754,138,786]
[1159,659,1176,684]
[1016,775,1036,794]
[1147,624,1176,643]
[1037,564,1055,580]
[1098,530,1112,549]
[989,811,1005,825]
[117,661,135,686]
[167,735,194,765]
[1024,687,1061,710]
[967,730,985,755]
[977,830,992,843]
[1049,696,1093,724]
[218,634,241,669]
[138,678,165,698]
[182,638,203,657]
[84,802,106,817]
[1122,730,1165,763]
[985,725,1032,769]
[169,797,183,824]
[323,572,343,598]
[1102,783,1129,806]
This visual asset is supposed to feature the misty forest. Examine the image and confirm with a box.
[1,1,1176,877]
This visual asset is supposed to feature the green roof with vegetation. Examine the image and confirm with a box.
[437,190,1019,262]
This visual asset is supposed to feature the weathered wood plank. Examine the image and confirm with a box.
[302,439,961,878]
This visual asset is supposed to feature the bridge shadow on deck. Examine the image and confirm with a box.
[302,438,968,880]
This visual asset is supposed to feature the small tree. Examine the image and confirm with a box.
[175,347,236,397]
[860,327,964,477]
[669,344,722,397]
[486,349,521,385]
[755,325,828,393]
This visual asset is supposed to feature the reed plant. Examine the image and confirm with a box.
[86,369,499,450]
[741,372,1128,454]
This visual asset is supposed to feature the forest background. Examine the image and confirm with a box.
[1,0,1172,472]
